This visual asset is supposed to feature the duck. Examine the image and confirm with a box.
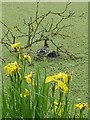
[36,39,49,57]
[47,51,59,58]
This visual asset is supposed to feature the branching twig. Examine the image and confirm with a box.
[51,2,71,16]
[6,32,13,44]
[0,41,11,52]
[2,30,9,40]
[30,11,51,46]
[36,2,39,25]
[23,19,28,26]
[50,39,77,59]
[0,21,16,44]
[30,17,34,32]
[0,41,11,46]
[58,33,71,38]
[47,24,73,38]
[52,18,64,32]
[27,23,32,46]
[0,56,6,63]
[14,25,26,35]
[16,34,28,38]
[48,18,53,32]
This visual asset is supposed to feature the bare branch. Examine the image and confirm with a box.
[35,2,39,24]
[6,33,13,44]
[0,40,11,52]
[41,22,49,33]
[23,19,28,26]
[2,30,9,40]
[27,23,32,46]
[29,11,51,26]
[16,34,28,38]
[47,24,73,38]
[14,25,26,35]
[0,56,6,63]
[0,20,9,30]
[30,11,51,46]
[0,40,11,46]
[30,17,34,32]
[52,18,64,31]
[48,18,53,32]
[0,21,15,39]
[50,39,77,59]
[58,33,71,38]
[50,2,71,16]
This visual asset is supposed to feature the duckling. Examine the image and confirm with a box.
[36,39,49,57]
[47,51,59,58]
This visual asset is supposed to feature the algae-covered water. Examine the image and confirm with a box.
[2,2,88,118]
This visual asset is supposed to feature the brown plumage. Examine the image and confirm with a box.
[36,40,49,56]
[47,51,60,58]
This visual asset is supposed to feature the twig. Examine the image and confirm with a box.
[23,19,28,26]
[47,24,73,38]
[0,21,16,44]
[0,41,11,52]
[31,38,42,45]
[0,21,14,38]
[41,22,49,33]
[6,32,13,44]
[36,2,39,25]
[51,2,71,16]
[50,39,77,59]
[0,41,11,46]
[14,25,26,35]
[30,11,51,46]
[0,20,9,30]
[58,33,71,38]
[27,23,32,46]
[52,18,64,31]
[30,17,34,32]
[48,18,53,32]
[28,11,51,26]
[0,56,6,63]
[2,30,9,40]
[55,24,73,35]
[16,34,28,38]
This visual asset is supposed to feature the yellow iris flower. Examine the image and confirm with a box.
[75,103,88,110]
[20,88,29,98]
[24,88,29,97]
[46,72,72,84]
[53,72,68,83]
[24,54,32,63]
[28,55,32,63]
[25,72,33,84]
[55,81,68,94]
[11,42,20,51]
[45,71,72,94]
[45,76,55,83]
[4,61,20,75]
